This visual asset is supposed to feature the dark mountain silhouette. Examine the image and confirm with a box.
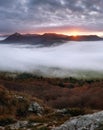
[1,32,103,46]
[69,35,103,41]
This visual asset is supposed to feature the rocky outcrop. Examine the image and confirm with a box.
[28,102,44,115]
[7,121,42,130]
[53,111,103,130]
[9,121,28,130]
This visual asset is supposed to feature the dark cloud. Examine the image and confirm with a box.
[0,0,103,34]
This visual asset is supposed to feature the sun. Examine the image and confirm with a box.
[71,31,79,36]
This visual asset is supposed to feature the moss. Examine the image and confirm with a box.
[95,123,103,130]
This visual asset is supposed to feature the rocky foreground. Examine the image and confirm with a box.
[1,75,103,129]
[53,111,103,130]
[1,110,103,130]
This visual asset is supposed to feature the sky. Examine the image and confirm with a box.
[0,0,103,36]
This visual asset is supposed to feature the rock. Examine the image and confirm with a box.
[56,108,68,114]
[14,94,24,99]
[28,102,44,115]
[8,121,43,130]
[52,111,103,130]
[9,121,28,129]
[0,126,5,130]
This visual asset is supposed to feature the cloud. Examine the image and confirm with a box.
[0,0,103,34]
[0,41,103,78]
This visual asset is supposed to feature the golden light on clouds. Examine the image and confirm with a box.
[62,30,103,37]
[22,27,103,37]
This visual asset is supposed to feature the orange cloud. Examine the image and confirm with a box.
[22,26,103,37]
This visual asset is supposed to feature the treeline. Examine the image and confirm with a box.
[0,72,102,85]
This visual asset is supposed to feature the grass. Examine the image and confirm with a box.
[0,72,103,128]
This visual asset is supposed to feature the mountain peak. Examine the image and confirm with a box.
[1,33,103,45]
[13,32,21,36]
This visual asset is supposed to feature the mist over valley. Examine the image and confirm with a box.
[0,40,103,78]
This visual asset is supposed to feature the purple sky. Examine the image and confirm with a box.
[0,0,103,35]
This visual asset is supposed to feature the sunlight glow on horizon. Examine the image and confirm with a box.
[1,30,103,37]
[25,28,103,37]
[61,31,103,37]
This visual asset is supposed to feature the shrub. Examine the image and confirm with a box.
[16,73,34,79]
[68,108,85,116]
[28,116,48,123]
[95,123,103,130]
[16,98,29,117]
[0,116,16,126]
[38,126,49,130]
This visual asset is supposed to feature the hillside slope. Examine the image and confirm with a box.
[1,33,103,46]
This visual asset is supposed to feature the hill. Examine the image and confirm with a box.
[1,32,103,46]
[0,73,103,129]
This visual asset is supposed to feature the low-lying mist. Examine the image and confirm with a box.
[0,36,7,40]
[0,41,103,78]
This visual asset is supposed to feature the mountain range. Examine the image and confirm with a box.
[0,32,103,46]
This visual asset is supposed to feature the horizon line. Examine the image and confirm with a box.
[0,32,103,38]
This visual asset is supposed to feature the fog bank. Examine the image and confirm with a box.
[0,41,103,78]
[0,36,7,40]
